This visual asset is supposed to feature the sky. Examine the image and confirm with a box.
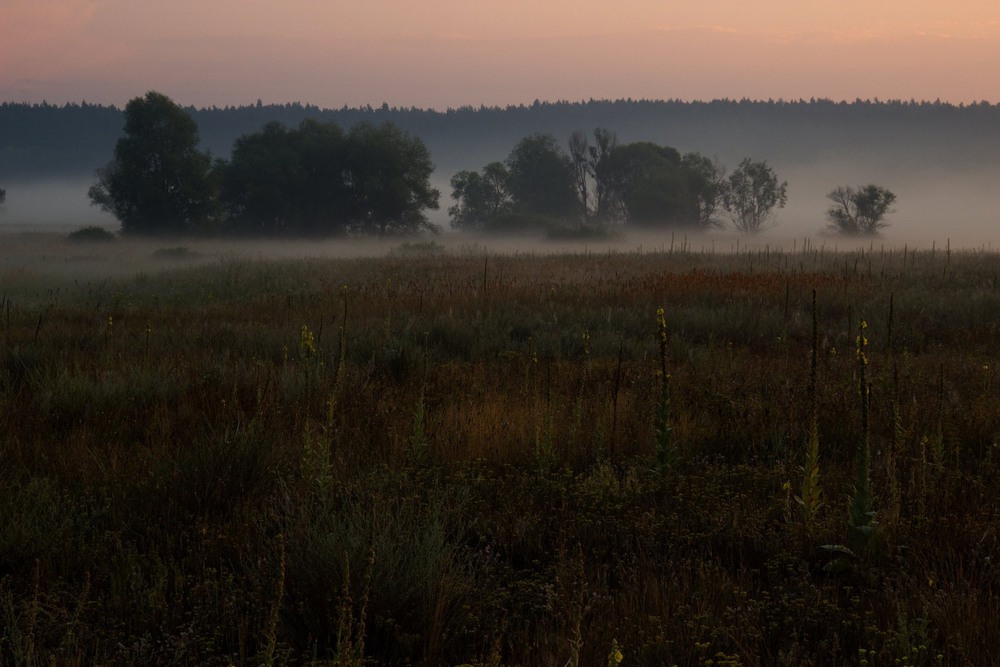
[2,1,1000,109]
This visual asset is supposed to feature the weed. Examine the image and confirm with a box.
[1,244,999,665]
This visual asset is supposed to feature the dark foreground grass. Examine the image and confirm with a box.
[1,243,999,665]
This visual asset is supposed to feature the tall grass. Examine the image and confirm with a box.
[0,243,999,665]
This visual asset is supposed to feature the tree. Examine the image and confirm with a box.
[220,121,309,235]
[220,119,438,236]
[568,130,591,216]
[598,141,707,228]
[342,122,440,235]
[288,118,351,235]
[448,161,511,231]
[88,91,218,235]
[0,188,5,205]
[505,134,580,221]
[825,184,896,236]
[681,153,726,229]
[589,128,618,221]
[722,159,788,234]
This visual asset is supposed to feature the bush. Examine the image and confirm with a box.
[67,226,116,243]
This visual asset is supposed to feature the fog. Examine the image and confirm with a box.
[772,161,1000,250]
[0,179,116,233]
[3,161,1000,266]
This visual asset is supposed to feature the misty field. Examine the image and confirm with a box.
[1,235,998,666]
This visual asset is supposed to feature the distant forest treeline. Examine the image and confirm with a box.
[3,97,1000,183]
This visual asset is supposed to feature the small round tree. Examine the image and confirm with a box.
[722,159,788,234]
[825,184,896,236]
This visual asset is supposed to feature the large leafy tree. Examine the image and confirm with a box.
[88,91,217,235]
[505,134,579,221]
[567,131,719,229]
[222,119,350,236]
[722,159,788,234]
[291,119,352,234]
[600,142,693,226]
[220,119,438,236]
[825,184,896,236]
[681,152,727,229]
[448,161,512,231]
[221,121,306,235]
[342,122,440,235]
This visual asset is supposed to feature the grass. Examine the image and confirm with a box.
[0,238,998,665]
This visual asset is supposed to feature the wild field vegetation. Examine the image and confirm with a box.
[1,239,998,665]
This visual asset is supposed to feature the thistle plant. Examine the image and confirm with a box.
[797,289,823,527]
[884,362,903,528]
[568,329,590,451]
[534,358,556,471]
[848,319,877,547]
[410,333,430,463]
[261,533,286,667]
[327,285,349,429]
[333,544,374,667]
[654,307,676,472]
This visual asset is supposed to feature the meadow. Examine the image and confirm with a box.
[0,233,998,666]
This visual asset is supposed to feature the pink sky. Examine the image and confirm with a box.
[2,0,999,108]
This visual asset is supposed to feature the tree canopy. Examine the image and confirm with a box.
[448,128,729,233]
[88,91,218,235]
[220,118,439,236]
[505,134,580,221]
[721,159,788,234]
[825,185,896,236]
[448,162,512,231]
[342,122,440,235]
[89,92,440,237]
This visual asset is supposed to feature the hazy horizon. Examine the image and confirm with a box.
[5,0,1000,248]
[2,169,999,252]
[3,1,1000,109]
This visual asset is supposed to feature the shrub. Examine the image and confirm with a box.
[67,226,116,242]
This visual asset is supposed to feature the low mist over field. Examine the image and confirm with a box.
[5,99,1000,251]
[0,179,115,231]
[3,168,1000,254]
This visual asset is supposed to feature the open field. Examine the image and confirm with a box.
[1,233,999,665]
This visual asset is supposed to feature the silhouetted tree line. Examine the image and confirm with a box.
[5,97,1000,182]
[450,130,793,234]
[89,92,438,236]
[92,93,894,238]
